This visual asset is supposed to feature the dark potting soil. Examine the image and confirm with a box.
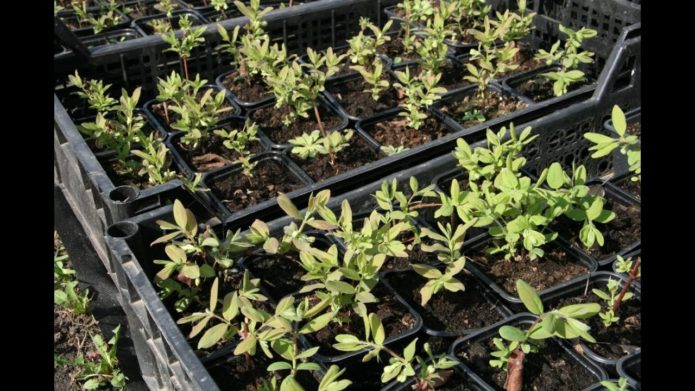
[291,134,381,181]
[556,201,641,261]
[175,134,265,173]
[252,105,343,145]
[309,284,418,357]
[207,354,318,390]
[514,76,589,102]
[439,91,528,129]
[498,49,545,78]
[388,270,504,333]
[208,159,304,212]
[457,337,596,391]
[221,71,273,103]
[383,245,437,272]
[378,38,420,63]
[401,62,471,91]
[468,244,590,295]
[245,254,306,300]
[547,284,641,360]
[369,117,449,149]
[328,78,400,119]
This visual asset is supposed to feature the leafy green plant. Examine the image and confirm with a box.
[443,0,490,44]
[157,0,176,18]
[334,314,458,389]
[162,15,207,80]
[347,17,393,68]
[614,255,640,276]
[584,105,641,182]
[351,59,390,102]
[155,72,207,125]
[289,129,354,165]
[71,0,121,34]
[416,12,454,74]
[489,280,600,391]
[68,71,118,114]
[601,378,630,391]
[381,145,409,156]
[55,280,91,314]
[535,25,597,96]
[494,0,535,44]
[592,278,633,328]
[214,118,260,158]
[211,0,229,19]
[465,16,520,102]
[131,132,177,186]
[413,219,477,305]
[266,48,346,129]
[440,124,615,260]
[60,325,128,390]
[393,67,447,130]
[397,0,435,55]
[170,88,232,148]
[461,109,486,124]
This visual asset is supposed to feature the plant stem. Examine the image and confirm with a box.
[182,56,190,80]
[163,102,170,124]
[313,103,336,166]
[409,203,443,210]
[504,317,541,391]
[612,258,641,313]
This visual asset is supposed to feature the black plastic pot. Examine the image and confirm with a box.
[606,173,640,205]
[248,96,349,150]
[543,271,641,373]
[164,115,274,179]
[203,151,314,220]
[381,268,513,338]
[605,107,641,137]
[555,183,641,268]
[58,8,131,37]
[451,313,609,390]
[143,84,242,135]
[133,9,206,36]
[463,235,598,310]
[501,64,598,104]
[616,351,641,390]
[214,69,276,111]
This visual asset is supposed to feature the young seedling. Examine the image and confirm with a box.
[54,280,91,314]
[351,59,391,102]
[443,0,490,44]
[381,145,409,156]
[584,105,641,182]
[157,0,176,18]
[393,67,447,130]
[535,25,597,96]
[347,17,393,68]
[131,132,177,186]
[58,325,128,390]
[601,378,631,391]
[494,0,535,47]
[68,71,118,114]
[211,0,229,19]
[416,12,454,74]
[465,16,520,103]
[266,47,346,130]
[413,218,477,305]
[289,129,354,166]
[170,88,232,148]
[592,278,634,328]
[334,314,459,389]
[397,0,435,55]
[71,0,121,34]
[162,15,207,80]
[489,280,600,391]
[155,72,207,125]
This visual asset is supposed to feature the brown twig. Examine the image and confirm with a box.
[612,258,641,313]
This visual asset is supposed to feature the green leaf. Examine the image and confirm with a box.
[280,375,305,391]
[611,105,627,136]
[499,326,527,342]
[496,168,518,188]
[412,264,442,279]
[222,292,239,321]
[278,193,301,219]
[82,378,102,390]
[209,278,219,312]
[546,163,565,190]
[369,313,385,345]
[540,314,558,334]
[198,323,228,349]
[516,280,543,314]
[558,303,601,319]
[297,362,322,372]
[234,335,257,355]
[403,338,418,361]
[173,200,188,229]
[181,264,200,279]
[300,312,335,334]
[267,361,293,372]
[326,281,355,295]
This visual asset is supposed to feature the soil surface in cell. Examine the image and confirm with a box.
[221,71,273,103]
[175,132,265,173]
[514,76,589,102]
[439,91,528,129]
[291,133,381,181]
[328,78,400,119]
[253,105,343,145]
[368,117,449,150]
